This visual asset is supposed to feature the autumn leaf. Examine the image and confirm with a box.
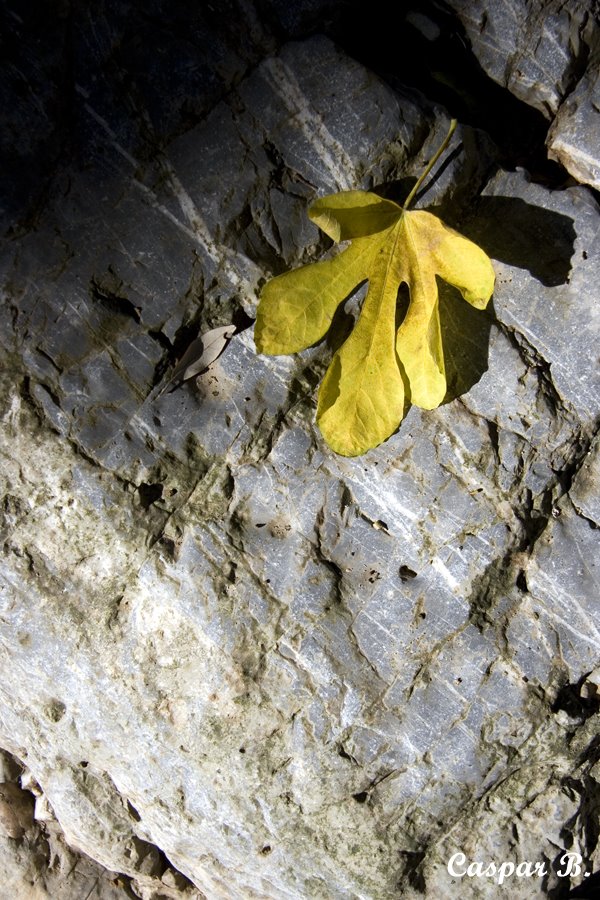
[156,324,237,397]
[255,123,495,456]
[170,325,236,384]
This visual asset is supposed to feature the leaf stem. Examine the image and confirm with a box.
[402,118,457,211]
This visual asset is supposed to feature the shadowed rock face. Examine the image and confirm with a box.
[1,2,599,899]
[447,0,600,189]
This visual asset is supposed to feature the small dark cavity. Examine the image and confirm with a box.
[138,482,163,509]
[89,278,141,322]
[158,536,177,559]
[46,699,66,722]
[127,800,141,821]
[148,328,172,351]
[399,565,418,582]
[552,681,597,720]
[352,790,369,803]
[516,570,528,592]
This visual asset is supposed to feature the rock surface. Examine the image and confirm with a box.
[0,749,200,899]
[447,0,600,189]
[1,2,599,898]
[547,26,600,190]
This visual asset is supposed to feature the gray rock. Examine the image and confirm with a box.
[448,0,600,188]
[0,752,200,899]
[569,434,600,526]
[547,30,600,190]
[447,0,593,117]
[1,20,600,900]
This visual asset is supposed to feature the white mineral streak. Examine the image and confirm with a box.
[261,56,356,191]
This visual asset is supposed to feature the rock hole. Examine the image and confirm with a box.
[127,800,141,821]
[45,700,66,723]
[138,482,163,509]
[552,679,598,720]
[516,570,528,592]
[399,565,418,582]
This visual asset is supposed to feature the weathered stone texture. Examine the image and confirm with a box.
[1,6,600,900]
[448,0,600,189]
[447,0,592,116]
[547,27,600,190]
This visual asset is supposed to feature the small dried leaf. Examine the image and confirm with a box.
[167,324,236,390]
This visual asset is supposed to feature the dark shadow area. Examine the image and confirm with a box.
[330,0,568,183]
[459,196,576,287]
[563,871,600,899]
[1,0,277,229]
[551,677,600,722]
[316,271,492,414]
[374,177,418,208]
[0,0,72,229]
[1,0,573,255]
[324,281,367,355]
[439,283,494,404]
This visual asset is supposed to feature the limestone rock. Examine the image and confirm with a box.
[1,9,600,900]
[547,31,600,190]
[447,0,600,188]
[447,0,593,117]
[0,752,201,899]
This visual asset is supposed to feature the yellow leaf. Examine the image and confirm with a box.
[255,157,494,456]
